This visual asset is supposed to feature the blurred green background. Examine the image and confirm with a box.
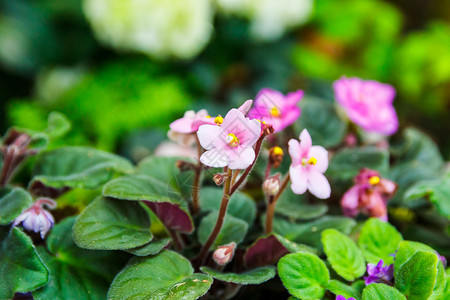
[0,0,449,160]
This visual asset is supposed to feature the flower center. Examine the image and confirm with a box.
[302,157,317,166]
[270,107,281,117]
[369,176,380,185]
[226,133,239,147]
[272,146,283,156]
[214,115,223,125]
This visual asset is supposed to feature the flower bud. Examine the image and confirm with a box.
[263,173,281,196]
[213,242,236,265]
[213,173,225,186]
[13,198,57,239]
[269,146,283,168]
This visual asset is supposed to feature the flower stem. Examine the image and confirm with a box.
[191,136,204,214]
[264,173,290,234]
[167,227,184,251]
[197,168,232,264]
[0,147,17,186]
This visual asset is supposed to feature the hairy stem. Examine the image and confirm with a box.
[264,173,291,234]
[197,168,232,264]
[192,136,204,214]
[167,227,184,251]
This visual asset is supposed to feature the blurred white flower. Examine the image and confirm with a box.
[83,0,214,59]
[216,0,314,41]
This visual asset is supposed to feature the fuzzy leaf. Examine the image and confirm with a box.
[362,283,406,300]
[278,252,330,300]
[125,238,171,256]
[73,197,152,250]
[0,187,33,225]
[275,188,328,221]
[108,250,212,300]
[327,280,361,300]
[200,266,276,285]
[322,229,366,281]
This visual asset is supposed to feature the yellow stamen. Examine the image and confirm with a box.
[214,115,223,125]
[308,157,317,165]
[369,176,380,185]
[226,133,239,147]
[270,107,281,117]
[206,115,211,118]
[272,146,283,156]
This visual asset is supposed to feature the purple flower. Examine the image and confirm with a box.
[336,296,356,300]
[248,88,303,132]
[13,198,57,238]
[364,259,394,286]
[333,77,399,135]
[341,168,397,221]
[437,253,447,267]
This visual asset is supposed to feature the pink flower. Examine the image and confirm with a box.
[213,242,236,265]
[170,109,215,134]
[333,77,399,135]
[288,129,331,199]
[248,88,303,132]
[341,169,397,221]
[197,108,261,169]
[13,198,57,238]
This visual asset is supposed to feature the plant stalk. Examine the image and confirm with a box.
[264,173,290,234]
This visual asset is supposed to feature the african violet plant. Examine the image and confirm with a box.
[1,77,449,300]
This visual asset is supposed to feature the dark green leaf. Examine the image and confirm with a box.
[200,266,276,285]
[33,217,129,300]
[125,238,170,256]
[198,212,248,247]
[322,229,366,281]
[0,227,48,299]
[362,283,406,300]
[327,147,389,180]
[73,197,152,250]
[108,250,212,300]
[0,187,33,224]
[359,218,403,264]
[32,146,134,190]
[278,252,330,300]
[275,188,328,221]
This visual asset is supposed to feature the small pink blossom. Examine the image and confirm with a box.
[170,109,215,134]
[197,108,261,169]
[333,77,399,135]
[153,141,197,159]
[288,129,331,199]
[13,198,57,238]
[341,169,397,221]
[213,242,236,265]
[263,173,281,196]
[248,88,303,132]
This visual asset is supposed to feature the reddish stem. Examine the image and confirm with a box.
[264,173,290,234]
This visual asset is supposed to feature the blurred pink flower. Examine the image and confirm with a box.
[341,168,397,221]
[248,88,303,132]
[13,198,57,238]
[263,173,281,196]
[333,77,398,135]
[213,242,236,265]
[170,109,215,134]
[288,129,331,199]
[154,141,197,159]
[197,108,260,169]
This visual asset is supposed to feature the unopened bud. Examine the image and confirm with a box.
[269,146,284,168]
[213,173,225,186]
[213,242,236,265]
[263,173,281,196]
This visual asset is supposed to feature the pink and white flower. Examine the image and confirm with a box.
[13,198,57,238]
[197,108,261,169]
[333,77,399,135]
[288,129,331,199]
[248,88,303,132]
[341,168,397,221]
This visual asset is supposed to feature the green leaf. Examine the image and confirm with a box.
[199,187,257,225]
[200,266,276,285]
[32,146,134,190]
[108,250,212,300]
[73,196,152,250]
[322,229,366,281]
[33,217,129,300]
[327,280,361,300]
[125,238,171,256]
[198,212,248,247]
[0,227,48,299]
[278,252,330,300]
[327,147,389,180]
[395,251,438,299]
[394,241,435,277]
[0,187,33,224]
[271,216,356,250]
[295,96,347,148]
[103,174,194,233]
[359,218,403,264]
[404,173,450,218]
[362,283,406,300]
[45,112,71,139]
[275,188,328,221]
